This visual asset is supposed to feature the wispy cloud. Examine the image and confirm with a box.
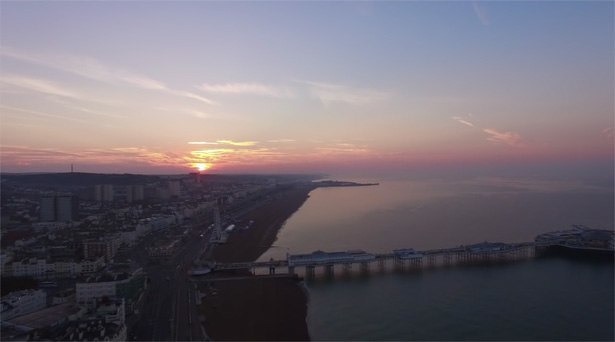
[172,91,216,105]
[0,104,89,123]
[267,139,296,143]
[483,128,524,147]
[1,146,81,160]
[187,140,258,147]
[188,141,219,145]
[0,74,122,113]
[155,107,211,119]
[472,1,490,26]
[198,82,293,98]
[1,47,165,89]
[452,114,524,147]
[47,97,127,119]
[602,127,614,139]
[451,115,475,128]
[1,46,215,105]
[186,147,288,170]
[216,140,258,147]
[2,143,288,173]
[316,146,370,155]
[300,81,390,105]
[0,75,80,99]
[0,145,188,170]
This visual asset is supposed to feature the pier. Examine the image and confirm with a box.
[192,226,613,280]
[193,241,537,279]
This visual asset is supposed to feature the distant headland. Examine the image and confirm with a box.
[313,180,379,188]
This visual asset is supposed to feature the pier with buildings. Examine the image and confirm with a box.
[192,225,613,280]
[195,242,535,279]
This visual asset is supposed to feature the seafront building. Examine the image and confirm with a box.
[0,289,47,320]
[5,256,106,279]
[76,270,146,308]
[0,173,323,340]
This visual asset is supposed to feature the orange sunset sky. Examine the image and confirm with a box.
[1,2,613,177]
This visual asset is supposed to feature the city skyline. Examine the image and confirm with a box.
[1,1,613,176]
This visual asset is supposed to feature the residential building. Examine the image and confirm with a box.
[168,180,181,197]
[83,235,121,262]
[6,256,105,279]
[39,196,55,222]
[126,185,144,203]
[39,194,78,222]
[95,185,114,202]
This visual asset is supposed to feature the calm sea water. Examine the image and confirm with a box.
[259,178,614,340]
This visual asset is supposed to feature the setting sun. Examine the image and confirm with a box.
[194,163,209,172]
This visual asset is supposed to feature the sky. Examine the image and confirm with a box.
[0,1,613,178]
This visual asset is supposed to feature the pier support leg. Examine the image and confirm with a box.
[269,266,275,275]
[325,264,334,278]
[496,252,503,263]
[428,255,436,267]
[342,263,352,277]
[394,258,404,272]
[360,262,369,274]
[305,266,315,279]
[443,254,451,266]
[378,258,386,272]
[459,253,466,265]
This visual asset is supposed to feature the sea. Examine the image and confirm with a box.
[258,177,615,341]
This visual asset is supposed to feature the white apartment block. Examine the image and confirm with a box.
[6,256,105,279]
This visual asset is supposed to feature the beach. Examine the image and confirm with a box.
[198,184,315,340]
[211,184,315,263]
[198,276,309,341]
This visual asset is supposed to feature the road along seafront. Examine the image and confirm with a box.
[195,183,317,341]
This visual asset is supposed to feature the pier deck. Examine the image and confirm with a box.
[193,226,613,279]
[194,241,539,278]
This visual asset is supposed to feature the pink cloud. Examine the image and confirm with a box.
[482,128,525,147]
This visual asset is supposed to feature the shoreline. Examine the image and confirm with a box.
[198,184,316,341]
[210,184,316,263]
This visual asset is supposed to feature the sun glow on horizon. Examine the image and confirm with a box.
[194,163,209,172]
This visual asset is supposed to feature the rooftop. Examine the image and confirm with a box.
[80,272,130,283]
[1,289,44,301]
[7,303,82,330]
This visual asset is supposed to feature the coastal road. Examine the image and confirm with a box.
[172,237,209,341]
[131,191,282,340]
[132,223,212,341]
